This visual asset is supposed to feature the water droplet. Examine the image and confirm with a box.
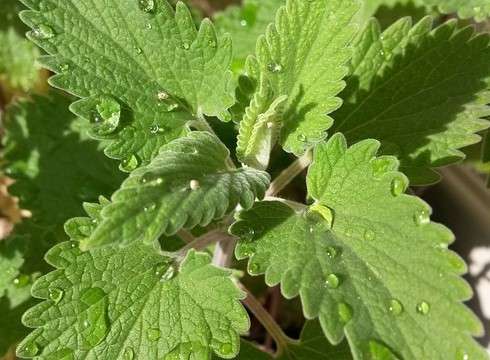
[371,158,393,178]
[456,349,469,360]
[414,209,430,226]
[388,299,403,315]
[135,47,143,54]
[146,23,152,30]
[325,273,340,289]
[149,124,161,134]
[183,43,190,50]
[60,63,70,72]
[391,177,405,196]
[297,133,307,142]
[78,287,109,350]
[338,302,353,322]
[267,62,283,73]
[326,246,338,259]
[220,343,233,356]
[416,301,430,315]
[49,287,64,304]
[161,265,176,281]
[240,19,248,27]
[266,121,274,129]
[120,155,139,173]
[144,201,157,212]
[309,204,334,228]
[208,39,217,48]
[13,274,30,288]
[19,341,39,357]
[147,328,161,341]
[138,0,155,13]
[124,347,135,360]
[189,179,200,190]
[367,340,397,359]
[363,229,375,241]
[32,24,55,39]
[157,91,169,101]
[249,263,261,275]
[91,96,121,136]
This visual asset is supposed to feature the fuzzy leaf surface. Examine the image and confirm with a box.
[246,0,360,155]
[19,0,236,166]
[84,131,269,249]
[332,18,490,184]
[231,133,486,359]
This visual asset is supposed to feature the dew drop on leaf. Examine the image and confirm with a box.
[309,204,334,228]
[338,302,353,323]
[119,154,139,173]
[60,63,70,72]
[157,91,169,101]
[135,47,143,54]
[219,343,233,356]
[267,62,283,73]
[19,341,39,357]
[160,265,177,281]
[189,179,200,190]
[138,0,155,13]
[48,287,64,304]
[183,43,190,50]
[147,328,161,341]
[32,24,55,39]
[388,299,403,315]
[13,274,30,288]
[297,133,307,142]
[416,301,430,315]
[78,287,109,350]
[456,349,469,360]
[414,209,430,226]
[326,246,338,259]
[124,347,134,360]
[390,177,405,196]
[249,263,261,275]
[367,340,398,359]
[364,229,375,241]
[325,273,340,288]
[149,124,161,134]
[91,96,121,136]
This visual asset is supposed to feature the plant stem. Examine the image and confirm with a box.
[264,196,307,211]
[177,229,195,244]
[178,229,229,256]
[240,285,291,356]
[266,150,312,197]
[212,234,237,267]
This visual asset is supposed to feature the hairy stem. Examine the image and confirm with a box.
[179,229,230,256]
[266,150,312,197]
[177,229,195,244]
[240,285,292,356]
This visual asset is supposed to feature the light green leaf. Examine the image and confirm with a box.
[236,76,287,170]
[83,131,269,249]
[332,17,490,185]
[0,236,25,299]
[231,133,486,359]
[362,0,490,22]
[17,235,248,359]
[246,0,360,155]
[214,0,285,73]
[19,0,236,167]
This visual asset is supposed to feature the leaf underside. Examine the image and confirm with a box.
[231,133,486,359]
[332,17,490,185]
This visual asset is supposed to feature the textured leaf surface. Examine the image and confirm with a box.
[362,0,490,22]
[214,0,285,73]
[246,0,360,155]
[17,204,249,359]
[332,18,490,184]
[83,131,269,249]
[231,133,486,359]
[0,93,123,356]
[19,0,236,166]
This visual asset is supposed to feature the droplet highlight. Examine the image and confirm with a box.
[124,347,135,360]
[189,179,200,190]
[267,62,283,73]
[32,24,55,39]
[49,287,64,304]
[416,301,430,315]
[338,302,353,323]
[391,177,405,196]
[147,328,161,341]
[325,273,340,289]
[120,155,139,173]
[138,0,155,13]
[19,341,39,357]
[13,274,30,288]
[363,229,375,241]
[414,209,430,226]
[388,299,403,315]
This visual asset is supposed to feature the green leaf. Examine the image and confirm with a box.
[236,76,287,170]
[332,17,490,185]
[19,0,236,167]
[17,240,249,358]
[246,0,360,155]
[83,131,269,249]
[362,0,490,22]
[214,0,285,73]
[231,133,486,359]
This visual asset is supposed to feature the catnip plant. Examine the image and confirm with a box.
[1,0,490,359]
